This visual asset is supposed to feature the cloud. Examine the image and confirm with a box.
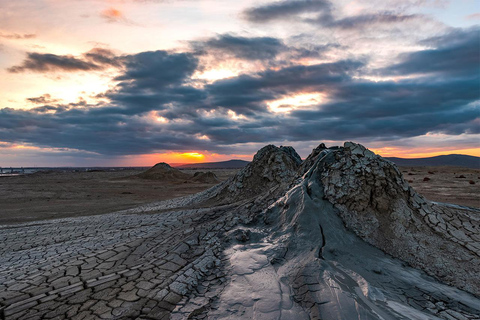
[7,53,100,73]
[1,30,478,157]
[115,50,198,89]
[203,59,363,115]
[193,34,336,66]
[312,12,421,29]
[465,13,480,20]
[0,32,36,39]
[382,27,480,77]
[84,48,123,67]
[193,34,287,61]
[100,7,138,25]
[7,48,121,73]
[244,0,425,30]
[27,94,59,104]
[100,8,124,23]
[104,50,201,115]
[243,0,331,23]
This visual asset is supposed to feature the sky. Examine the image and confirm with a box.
[0,0,479,166]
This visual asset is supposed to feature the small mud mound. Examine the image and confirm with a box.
[213,145,302,204]
[191,171,220,184]
[137,162,191,181]
[279,145,302,165]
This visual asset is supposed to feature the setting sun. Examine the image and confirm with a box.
[180,152,205,161]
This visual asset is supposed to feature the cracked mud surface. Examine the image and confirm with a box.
[1,143,479,319]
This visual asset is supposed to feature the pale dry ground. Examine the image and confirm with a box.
[0,169,238,225]
[399,166,480,208]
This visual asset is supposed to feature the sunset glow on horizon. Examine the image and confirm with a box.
[0,0,478,166]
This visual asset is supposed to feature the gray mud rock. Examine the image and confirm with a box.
[321,142,480,295]
[211,144,301,204]
[191,171,220,184]
[1,142,479,320]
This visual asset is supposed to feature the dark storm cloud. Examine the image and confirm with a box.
[243,0,331,22]
[1,30,479,156]
[383,27,480,77]
[0,104,216,155]
[204,59,363,114]
[8,53,100,73]
[104,50,202,115]
[7,48,121,73]
[194,34,286,60]
[313,12,420,29]
[115,50,198,89]
[1,50,206,154]
[194,34,337,64]
[338,78,478,118]
[244,0,423,29]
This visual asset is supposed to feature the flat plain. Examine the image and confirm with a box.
[400,166,480,208]
[0,165,478,225]
[0,169,236,225]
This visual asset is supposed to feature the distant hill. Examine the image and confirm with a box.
[386,154,480,169]
[174,154,480,170]
[175,160,250,169]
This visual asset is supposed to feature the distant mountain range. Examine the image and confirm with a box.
[174,159,250,169]
[385,154,480,169]
[173,154,480,170]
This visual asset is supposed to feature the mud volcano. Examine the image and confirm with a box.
[137,162,191,181]
[0,142,479,319]
[191,172,220,184]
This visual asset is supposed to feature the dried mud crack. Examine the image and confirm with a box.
[1,142,479,319]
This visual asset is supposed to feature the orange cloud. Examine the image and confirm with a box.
[100,8,124,23]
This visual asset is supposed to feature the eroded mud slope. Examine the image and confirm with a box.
[1,142,479,320]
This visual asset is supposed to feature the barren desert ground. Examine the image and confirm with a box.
[0,165,478,225]
[0,168,237,225]
[399,166,480,208]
